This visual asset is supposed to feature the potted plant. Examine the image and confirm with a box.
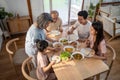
[0,7,13,20]
[88,3,96,22]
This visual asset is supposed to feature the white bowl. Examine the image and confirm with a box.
[59,37,68,45]
[71,52,84,60]
[51,55,61,63]
[53,42,63,48]
[63,45,75,53]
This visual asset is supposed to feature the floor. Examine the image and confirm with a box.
[0,32,120,80]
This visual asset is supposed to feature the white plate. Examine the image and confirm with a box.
[51,55,61,63]
[49,30,61,36]
[71,52,84,60]
[80,48,95,57]
[67,34,79,42]
[63,45,75,53]
[53,42,63,48]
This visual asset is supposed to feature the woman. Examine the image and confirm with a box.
[86,21,107,60]
[25,13,55,67]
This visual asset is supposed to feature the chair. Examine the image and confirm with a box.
[97,44,116,80]
[21,57,37,80]
[96,10,120,42]
[6,38,28,78]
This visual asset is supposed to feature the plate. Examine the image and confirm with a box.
[71,52,84,60]
[59,37,68,45]
[63,45,75,53]
[67,34,79,42]
[80,48,95,57]
[51,55,61,63]
[49,30,61,36]
[53,42,63,48]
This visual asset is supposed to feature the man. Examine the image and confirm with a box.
[46,10,63,32]
[68,10,91,41]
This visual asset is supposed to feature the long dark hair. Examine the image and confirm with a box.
[92,21,104,55]
[36,39,48,52]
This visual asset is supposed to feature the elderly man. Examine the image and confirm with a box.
[46,10,63,32]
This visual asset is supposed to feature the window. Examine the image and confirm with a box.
[43,0,83,25]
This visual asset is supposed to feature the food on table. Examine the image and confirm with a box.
[64,46,75,53]
[52,55,61,63]
[60,51,71,61]
[53,42,63,48]
[70,41,77,48]
[73,53,82,60]
[49,30,61,36]
[65,48,73,53]
[59,38,68,45]
[71,52,84,60]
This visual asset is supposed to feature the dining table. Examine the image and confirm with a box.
[47,30,109,80]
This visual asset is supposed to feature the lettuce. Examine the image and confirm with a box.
[60,51,71,60]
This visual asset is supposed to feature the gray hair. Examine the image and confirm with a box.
[50,10,59,16]
[37,13,53,29]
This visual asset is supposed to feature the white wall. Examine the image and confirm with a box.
[1,0,44,22]
[0,0,9,11]
[5,0,29,16]
[30,0,44,22]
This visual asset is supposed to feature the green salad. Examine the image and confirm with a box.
[60,51,71,61]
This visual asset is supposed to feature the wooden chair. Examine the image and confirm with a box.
[96,10,120,42]
[6,38,28,78]
[21,57,37,80]
[96,44,116,80]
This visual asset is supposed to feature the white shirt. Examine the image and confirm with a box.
[73,20,91,39]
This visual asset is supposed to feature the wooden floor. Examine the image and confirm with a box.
[0,33,120,80]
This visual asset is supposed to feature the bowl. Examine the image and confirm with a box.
[63,45,75,53]
[53,42,63,48]
[51,55,61,63]
[71,52,84,60]
[59,37,68,45]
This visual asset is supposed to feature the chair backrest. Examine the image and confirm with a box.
[105,44,116,80]
[22,57,37,80]
[6,38,19,63]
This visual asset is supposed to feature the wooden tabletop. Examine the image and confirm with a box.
[52,58,109,80]
[52,60,83,80]
[47,30,109,80]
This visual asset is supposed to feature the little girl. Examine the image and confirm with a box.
[36,40,57,80]
[86,21,107,60]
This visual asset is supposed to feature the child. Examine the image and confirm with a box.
[86,21,107,60]
[36,40,57,80]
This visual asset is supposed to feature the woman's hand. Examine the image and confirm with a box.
[85,39,90,47]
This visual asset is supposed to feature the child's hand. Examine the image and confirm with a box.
[50,60,56,65]
[53,47,61,52]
